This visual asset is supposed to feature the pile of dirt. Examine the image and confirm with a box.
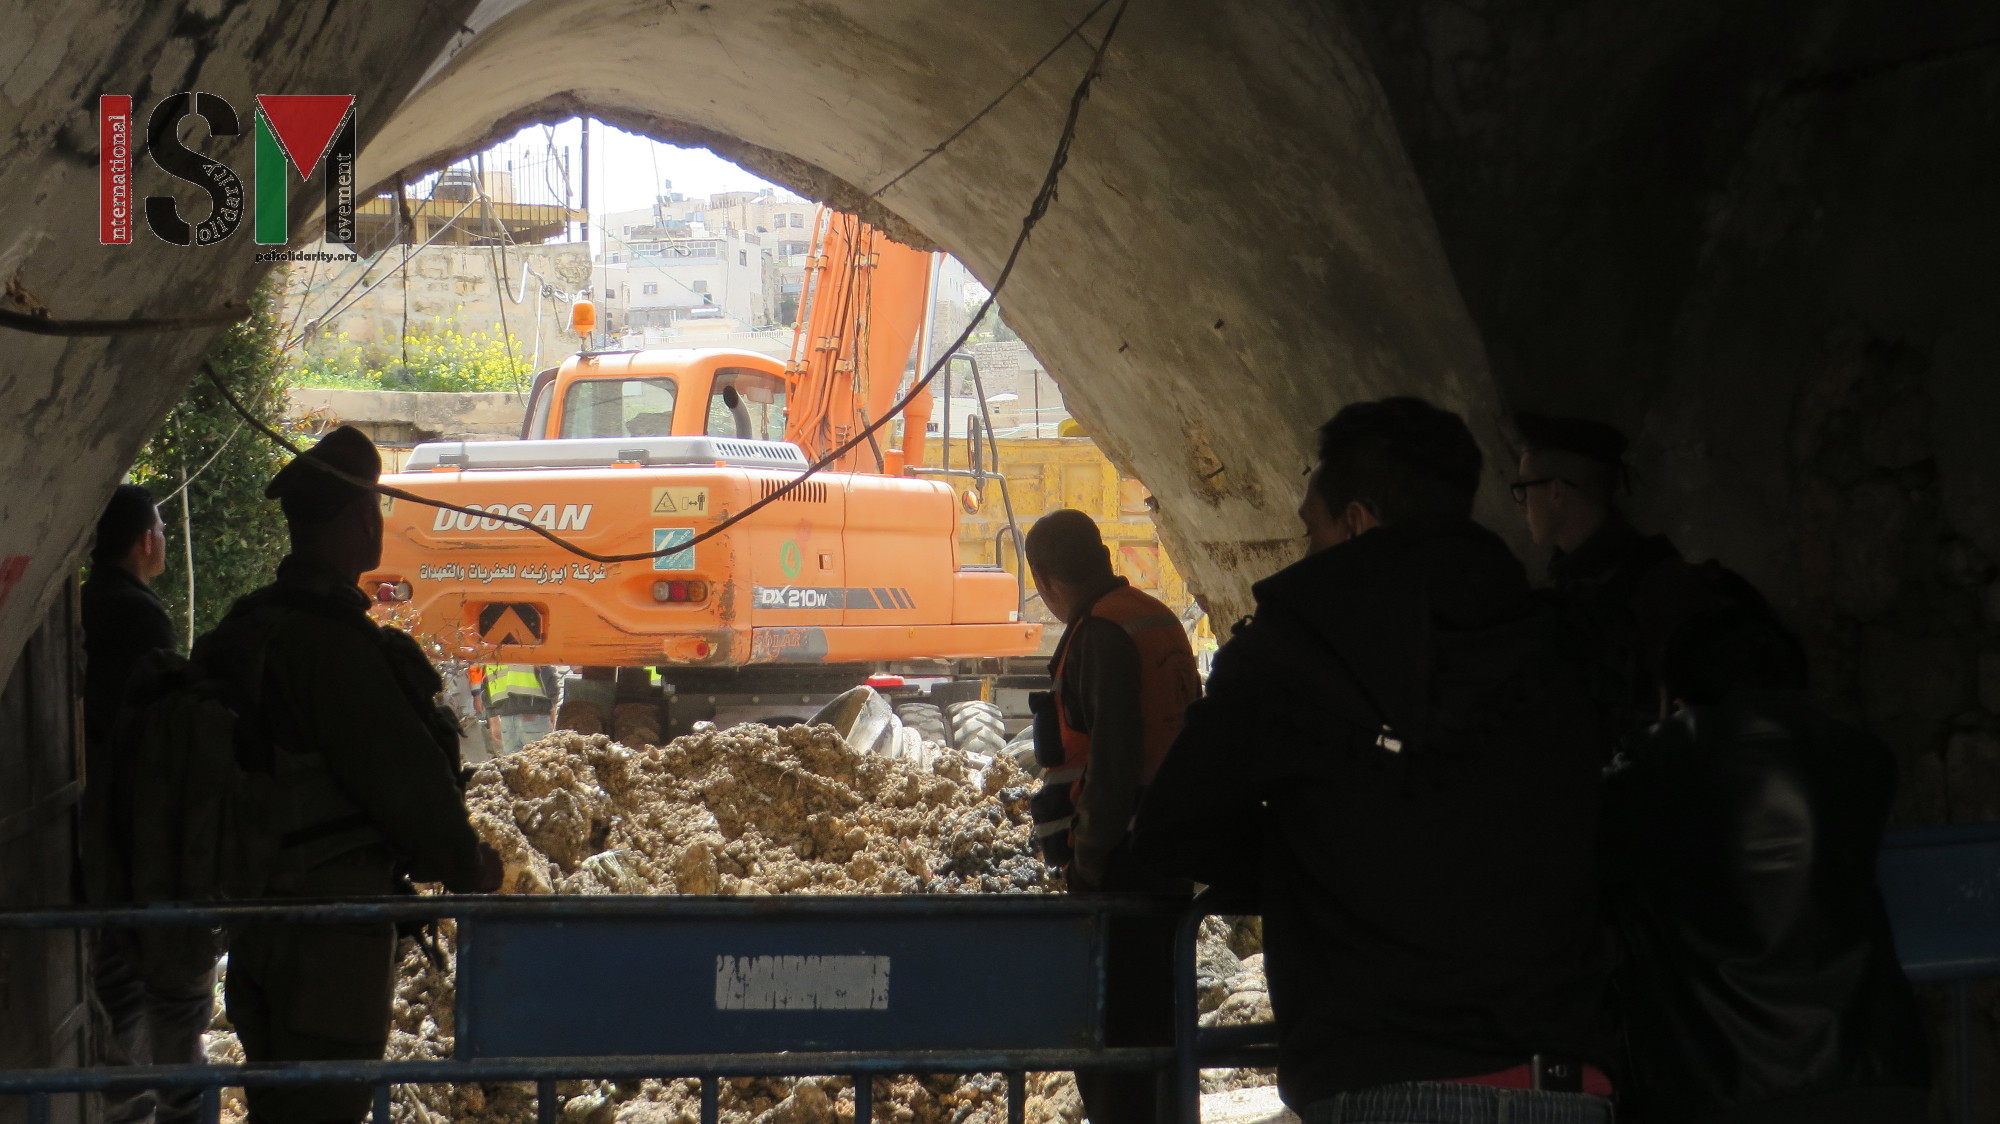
[204,721,1270,1123]
[1194,916,1277,1094]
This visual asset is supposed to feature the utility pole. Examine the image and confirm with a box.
[579,117,591,243]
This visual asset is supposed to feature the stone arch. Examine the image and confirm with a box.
[0,0,1510,678]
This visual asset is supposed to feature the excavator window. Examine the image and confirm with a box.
[705,368,787,442]
[559,377,679,439]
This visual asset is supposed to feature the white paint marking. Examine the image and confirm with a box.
[714,955,891,1010]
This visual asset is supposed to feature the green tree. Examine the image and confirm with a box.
[131,280,298,645]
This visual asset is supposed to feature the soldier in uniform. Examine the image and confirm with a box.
[194,426,500,1123]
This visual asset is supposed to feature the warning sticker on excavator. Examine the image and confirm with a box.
[653,528,696,571]
[477,602,544,646]
[650,487,710,515]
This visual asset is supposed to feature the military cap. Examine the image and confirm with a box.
[266,424,381,517]
[1514,412,1628,468]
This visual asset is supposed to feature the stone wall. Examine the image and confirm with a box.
[278,240,601,370]
[288,387,528,452]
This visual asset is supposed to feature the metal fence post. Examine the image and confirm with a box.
[1174,905,1204,1124]
[537,1077,558,1124]
[855,1072,873,1124]
[1954,979,1973,1124]
[372,1081,391,1123]
[202,1084,221,1124]
[1008,1070,1026,1124]
[700,1074,718,1124]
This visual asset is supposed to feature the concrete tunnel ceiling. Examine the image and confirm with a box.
[0,0,1515,684]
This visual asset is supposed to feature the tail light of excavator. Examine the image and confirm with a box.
[652,580,709,603]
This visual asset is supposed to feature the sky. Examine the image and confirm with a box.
[471,118,996,311]
[488,118,793,254]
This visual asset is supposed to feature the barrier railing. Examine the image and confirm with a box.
[0,894,1182,1124]
[3,823,1994,1124]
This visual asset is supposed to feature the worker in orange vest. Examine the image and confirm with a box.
[1025,508,1199,1124]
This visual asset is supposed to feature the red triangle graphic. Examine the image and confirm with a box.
[255,95,355,174]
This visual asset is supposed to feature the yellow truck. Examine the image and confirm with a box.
[922,425,1205,654]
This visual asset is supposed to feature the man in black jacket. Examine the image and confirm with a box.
[81,484,212,1124]
[1511,414,1721,727]
[1602,606,1929,1123]
[1134,398,1615,1123]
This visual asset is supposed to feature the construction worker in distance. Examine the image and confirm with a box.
[1024,509,1200,1124]
[485,663,557,754]
[193,425,502,1124]
[80,484,210,1124]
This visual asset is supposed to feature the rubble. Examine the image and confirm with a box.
[202,721,1269,1122]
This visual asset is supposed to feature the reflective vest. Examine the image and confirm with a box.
[486,665,550,715]
[1030,582,1200,868]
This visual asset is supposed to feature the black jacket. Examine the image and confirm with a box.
[82,563,175,758]
[194,558,485,894]
[1603,691,1929,1124]
[1132,516,1613,1107]
[80,563,176,894]
[1548,514,1722,727]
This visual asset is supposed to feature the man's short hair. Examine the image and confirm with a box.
[1312,397,1482,523]
[1025,509,1116,587]
[93,484,158,564]
[1515,413,1627,505]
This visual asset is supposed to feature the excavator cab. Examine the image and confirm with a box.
[521,350,795,447]
[704,368,787,441]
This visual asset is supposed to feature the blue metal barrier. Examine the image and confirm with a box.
[0,894,1182,1124]
[5,825,1994,1124]
[1880,823,2000,1124]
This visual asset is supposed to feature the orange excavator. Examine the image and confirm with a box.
[363,210,1041,737]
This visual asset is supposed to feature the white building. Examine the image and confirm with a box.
[606,226,766,327]
[601,184,815,327]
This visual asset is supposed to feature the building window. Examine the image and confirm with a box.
[641,282,658,295]
[790,213,804,228]
[692,280,709,294]
[739,251,748,266]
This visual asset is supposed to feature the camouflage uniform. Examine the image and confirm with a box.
[195,559,484,1124]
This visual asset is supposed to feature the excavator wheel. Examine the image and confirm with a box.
[1003,728,1042,778]
[893,701,950,747]
[946,699,1007,757]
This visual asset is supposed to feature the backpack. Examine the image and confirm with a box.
[116,615,386,985]
[120,647,285,909]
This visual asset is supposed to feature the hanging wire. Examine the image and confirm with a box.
[199,0,1133,566]
[870,0,1115,198]
[153,418,246,506]
[12,0,1134,569]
